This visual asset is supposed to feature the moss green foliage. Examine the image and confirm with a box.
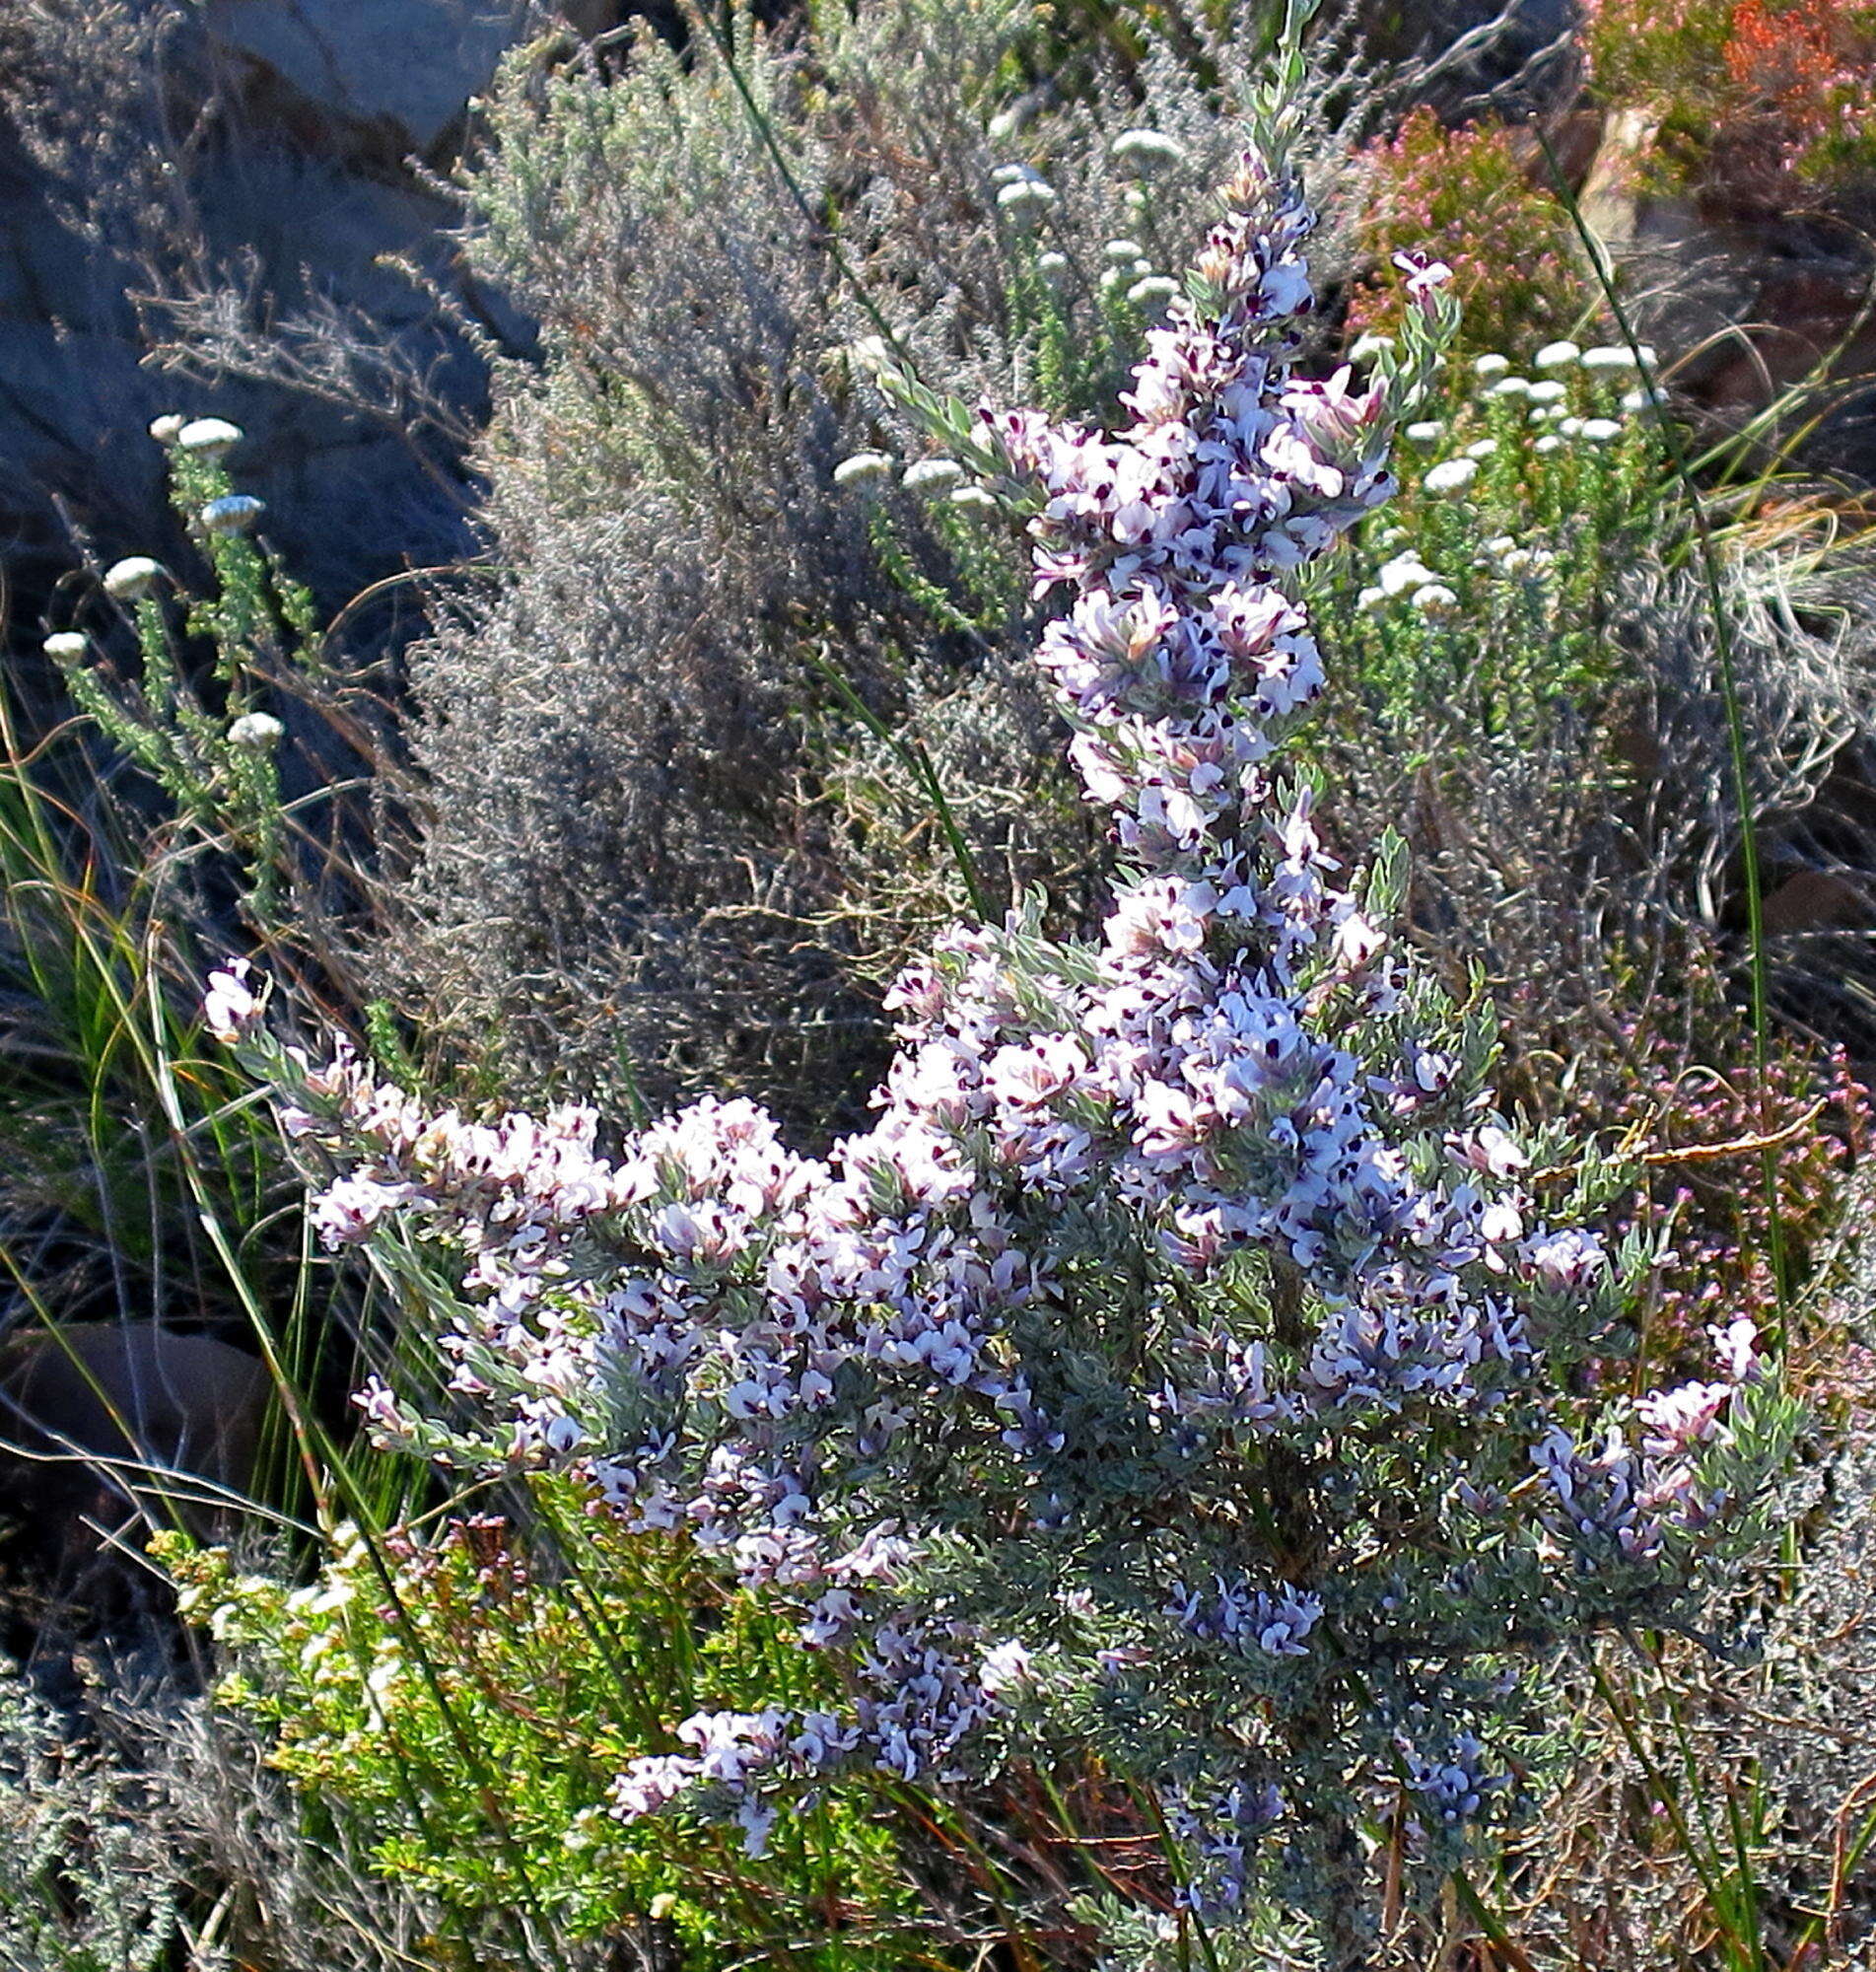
[163,1491,924,1969]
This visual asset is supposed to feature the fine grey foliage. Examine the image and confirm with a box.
[381,0,1378,1120]
[0,0,493,603]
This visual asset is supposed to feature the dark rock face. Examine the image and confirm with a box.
[0,0,555,629]
[0,1323,271,1613]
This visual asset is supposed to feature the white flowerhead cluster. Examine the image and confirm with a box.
[226,710,285,750]
[1111,128,1188,173]
[103,555,164,601]
[201,493,266,534]
[832,451,895,489]
[209,143,1783,1933]
[177,416,243,458]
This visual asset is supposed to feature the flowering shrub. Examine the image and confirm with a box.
[1582,0,1876,191]
[39,414,314,921]
[1345,107,1579,356]
[1320,335,1665,739]
[208,115,1797,1954]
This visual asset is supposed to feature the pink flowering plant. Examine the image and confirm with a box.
[202,62,1798,1950]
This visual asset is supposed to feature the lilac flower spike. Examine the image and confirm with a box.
[209,138,1785,1934]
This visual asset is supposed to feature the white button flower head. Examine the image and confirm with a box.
[1403,420,1444,446]
[1423,457,1479,497]
[1104,238,1145,264]
[1465,438,1498,459]
[42,631,88,664]
[1578,417,1624,443]
[1111,127,1187,173]
[177,416,243,458]
[148,412,186,445]
[1355,584,1389,613]
[1491,376,1532,398]
[996,172,1058,224]
[1526,380,1567,405]
[1580,344,1640,373]
[1412,582,1461,620]
[1377,552,1438,597]
[832,451,895,489]
[103,555,164,600]
[1621,387,1651,412]
[902,458,966,494]
[1036,249,1070,282]
[201,493,265,534]
[226,710,285,749]
[948,485,999,514]
[1532,434,1563,455]
[1127,274,1179,311]
[1472,353,1511,380]
[1534,340,1581,370]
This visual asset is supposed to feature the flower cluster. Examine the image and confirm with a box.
[211,141,1789,1937]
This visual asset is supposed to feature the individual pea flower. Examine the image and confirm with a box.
[103,555,164,600]
[833,451,895,489]
[902,458,966,494]
[201,493,265,534]
[1110,127,1187,172]
[844,335,909,396]
[1411,582,1460,620]
[202,957,263,1042]
[1472,353,1511,381]
[226,710,285,749]
[148,412,186,445]
[1403,420,1444,446]
[1349,331,1395,363]
[1423,457,1479,496]
[1578,417,1624,443]
[1127,274,1179,311]
[1534,340,1581,370]
[42,631,88,664]
[177,416,243,458]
